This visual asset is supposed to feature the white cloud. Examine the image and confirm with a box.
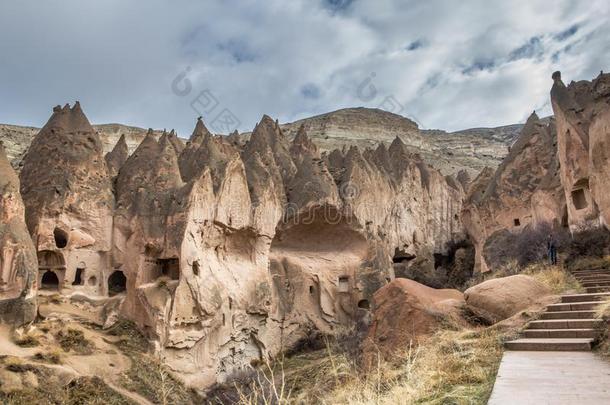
[0,0,608,134]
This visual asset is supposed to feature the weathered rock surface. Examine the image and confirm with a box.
[462,112,565,272]
[8,102,468,389]
[0,142,37,325]
[464,275,550,322]
[551,71,610,230]
[362,278,464,363]
[19,103,114,298]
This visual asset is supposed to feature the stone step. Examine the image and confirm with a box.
[572,271,610,277]
[575,276,610,282]
[540,310,597,320]
[522,328,601,339]
[571,267,610,272]
[547,301,603,311]
[527,319,604,330]
[586,286,610,293]
[504,338,593,351]
[581,281,610,287]
[561,292,610,303]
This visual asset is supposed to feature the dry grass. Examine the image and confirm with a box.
[107,320,199,404]
[522,263,583,294]
[13,333,40,348]
[466,259,583,294]
[55,328,94,355]
[566,256,610,272]
[32,349,62,365]
[233,327,506,405]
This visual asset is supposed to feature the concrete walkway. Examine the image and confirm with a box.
[488,351,610,404]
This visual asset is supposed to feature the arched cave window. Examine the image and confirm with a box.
[88,276,97,287]
[108,270,127,296]
[41,271,59,290]
[513,218,521,227]
[309,285,314,294]
[192,260,200,276]
[53,228,69,249]
[358,299,370,310]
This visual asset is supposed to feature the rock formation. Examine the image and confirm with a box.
[551,71,610,230]
[464,274,550,323]
[462,112,565,272]
[10,102,467,389]
[0,142,37,325]
[19,102,114,297]
[362,278,464,364]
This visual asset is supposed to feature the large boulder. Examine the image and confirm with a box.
[464,274,550,322]
[362,278,464,364]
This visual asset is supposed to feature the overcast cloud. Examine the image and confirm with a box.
[1,0,609,135]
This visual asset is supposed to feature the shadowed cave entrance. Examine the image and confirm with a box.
[108,270,127,296]
[40,271,59,290]
[269,211,371,317]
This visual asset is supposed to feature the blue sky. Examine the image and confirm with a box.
[0,0,609,135]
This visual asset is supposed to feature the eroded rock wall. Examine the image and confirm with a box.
[14,104,466,389]
[19,103,114,297]
[551,71,610,230]
[0,142,37,325]
[462,112,565,272]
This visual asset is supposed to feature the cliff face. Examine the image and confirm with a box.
[551,71,610,230]
[0,142,37,325]
[11,103,466,389]
[462,113,564,272]
[19,103,114,298]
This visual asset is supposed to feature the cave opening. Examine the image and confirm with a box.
[158,258,180,280]
[357,299,370,310]
[192,260,200,276]
[338,276,350,293]
[108,270,127,296]
[572,188,588,210]
[72,268,84,285]
[571,179,590,210]
[513,218,521,227]
[392,247,416,264]
[41,271,59,290]
[53,228,69,249]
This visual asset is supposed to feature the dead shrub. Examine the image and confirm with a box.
[55,328,94,354]
[565,227,610,265]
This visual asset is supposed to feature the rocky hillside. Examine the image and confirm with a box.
[0,122,163,170]
[1,107,534,176]
[246,108,531,176]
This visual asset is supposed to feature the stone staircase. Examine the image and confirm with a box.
[505,267,610,351]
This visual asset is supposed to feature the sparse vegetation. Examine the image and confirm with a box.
[55,328,94,354]
[107,320,199,404]
[13,333,40,348]
[465,259,582,294]
[228,327,508,405]
[483,222,569,269]
[0,370,133,405]
[565,228,610,265]
[523,263,583,294]
[32,350,62,364]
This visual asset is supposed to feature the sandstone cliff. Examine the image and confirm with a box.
[19,103,114,297]
[551,71,610,230]
[10,102,467,389]
[0,142,37,325]
[462,112,565,272]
